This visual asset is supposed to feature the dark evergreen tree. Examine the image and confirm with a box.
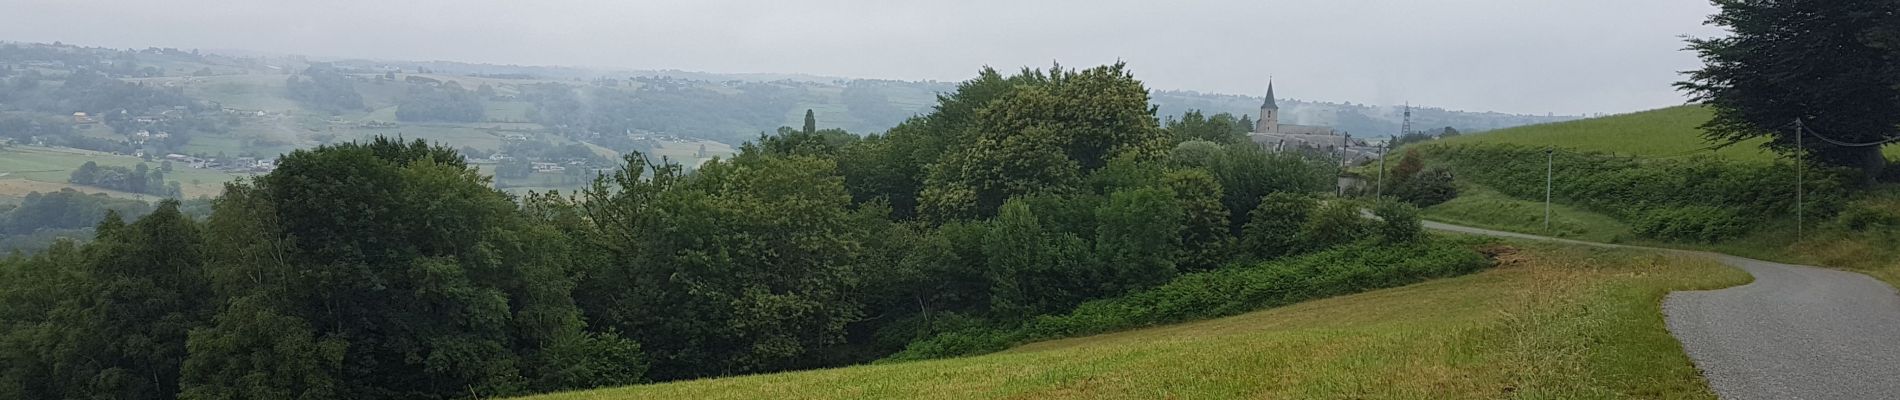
[803,109,817,134]
[1677,0,1900,181]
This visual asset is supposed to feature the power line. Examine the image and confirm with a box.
[1797,119,1900,148]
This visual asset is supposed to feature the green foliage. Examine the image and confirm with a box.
[1164,110,1249,144]
[285,64,364,113]
[179,136,631,399]
[1678,0,1900,179]
[1092,186,1185,293]
[1165,169,1232,272]
[571,152,871,380]
[1632,205,1751,243]
[1385,149,1458,207]
[70,160,179,197]
[803,109,817,134]
[836,120,940,219]
[1836,198,1900,231]
[1371,199,1424,243]
[0,201,211,400]
[748,126,858,158]
[1391,167,1458,207]
[2,188,153,235]
[983,200,1098,319]
[885,238,1491,361]
[1421,143,1843,240]
[918,63,1167,220]
[395,82,485,122]
[1241,192,1317,260]
[0,63,1429,399]
[1167,140,1224,167]
[1298,200,1372,250]
[1201,145,1334,234]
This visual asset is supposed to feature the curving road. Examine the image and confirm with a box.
[1423,221,1900,400]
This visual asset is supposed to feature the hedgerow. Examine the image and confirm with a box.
[1420,143,1846,241]
[882,237,1493,361]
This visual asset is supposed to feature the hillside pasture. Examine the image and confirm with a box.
[515,244,1744,400]
[0,145,251,198]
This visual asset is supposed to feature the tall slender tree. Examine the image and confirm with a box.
[803,109,817,134]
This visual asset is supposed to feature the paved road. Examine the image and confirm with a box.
[1424,221,1900,400]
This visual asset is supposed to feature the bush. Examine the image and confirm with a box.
[1240,192,1317,259]
[1392,167,1458,207]
[1836,198,1900,231]
[1632,205,1752,242]
[883,238,1492,361]
[1371,200,1424,243]
[1297,201,1370,249]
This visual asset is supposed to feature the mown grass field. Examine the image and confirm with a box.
[0,145,251,198]
[1427,105,1900,162]
[1425,106,1776,162]
[516,243,1747,400]
[1424,184,1633,244]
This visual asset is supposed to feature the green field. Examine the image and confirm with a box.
[1428,105,1900,162]
[514,243,1743,400]
[1418,104,1900,290]
[1426,106,1774,161]
[0,145,252,198]
[1424,184,1634,243]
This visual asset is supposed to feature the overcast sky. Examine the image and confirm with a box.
[0,0,1724,115]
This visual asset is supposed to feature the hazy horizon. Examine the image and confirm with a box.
[0,0,1724,116]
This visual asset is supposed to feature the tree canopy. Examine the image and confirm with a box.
[1678,0,1900,181]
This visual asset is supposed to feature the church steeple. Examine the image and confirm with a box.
[1262,81,1279,109]
[1255,80,1280,134]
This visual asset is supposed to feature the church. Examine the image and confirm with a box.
[1251,82,1341,136]
[1247,82,1376,165]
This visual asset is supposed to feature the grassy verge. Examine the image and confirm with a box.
[1420,184,1900,288]
[1423,184,1633,243]
[513,243,1746,400]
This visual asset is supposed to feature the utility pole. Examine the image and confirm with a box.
[1338,133,1350,197]
[1376,141,1388,198]
[1545,147,1554,231]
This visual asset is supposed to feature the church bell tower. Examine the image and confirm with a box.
[1256,81,1279,134]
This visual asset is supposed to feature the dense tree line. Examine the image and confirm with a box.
[395,82,485,122]
[0,69,199,115]
[2,189,155,235]
[522,78,801,146]
[286,64,365,113]
[69,161,181,197]
[0,64,1480,399]
[1163,110,1251,145]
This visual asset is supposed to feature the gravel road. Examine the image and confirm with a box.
[1423,221,1900,399]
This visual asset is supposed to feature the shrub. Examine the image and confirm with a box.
[1836,198,1900,231]
[1632,205,1752,242]
[1371,200,1424,243]
[1241,192,1317,259]
[1392,167,1458,207]
[1297,201,1370,249]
